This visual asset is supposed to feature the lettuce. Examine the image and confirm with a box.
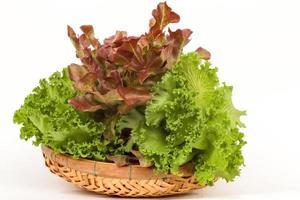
[13,69,124,160]
[117,52,246,185]
[66,2,191,116]
[13,2,246,187]
[13,55,245,186]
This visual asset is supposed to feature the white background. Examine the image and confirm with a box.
[0,0,300,199]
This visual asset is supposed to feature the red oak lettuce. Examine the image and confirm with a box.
[67,2,192,115]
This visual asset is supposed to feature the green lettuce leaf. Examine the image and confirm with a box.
[13,69,123,160]
[141,52,246,185]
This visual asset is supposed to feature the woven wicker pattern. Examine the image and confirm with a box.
[42,147,204,197]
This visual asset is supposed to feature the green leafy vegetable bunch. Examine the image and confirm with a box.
[14,2,246,185]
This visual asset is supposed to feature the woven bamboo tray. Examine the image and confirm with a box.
[42,146,206,197]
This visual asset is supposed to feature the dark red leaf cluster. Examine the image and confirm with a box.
[67,2,192,114]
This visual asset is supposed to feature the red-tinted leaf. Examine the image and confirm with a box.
[68,63,88,82]
[104,31,127,46]
[68,25,103,76]
[107,155,138,167]
[68,63,98,93]
[69,95,103,112]
[179,162,195,176]
[196,47,211,60]
[166,28,192,68]
[106,70,122,89]
[117,87,152,106]
[137,54,166,83]
[169,29,192,49]
[93,89,122,106]
[68,25,85,58]
[149,32,167,48]
[123,59,142,72]
[131,150,153,167]
[137,68,159,84]
[117,37,142,64]
[80,25,101,48]
[137,36,150,52]
[74,72,98,93]
[149,2,180,36]
[67,25,79,49]
[78,34,90,49]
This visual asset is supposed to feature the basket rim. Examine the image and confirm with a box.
[42,146,194,180]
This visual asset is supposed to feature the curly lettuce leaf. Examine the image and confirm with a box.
[116,109,169,167]
[141,52,246,185]
[13,69,123,160]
